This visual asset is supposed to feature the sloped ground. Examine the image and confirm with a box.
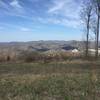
[0,61,100,100]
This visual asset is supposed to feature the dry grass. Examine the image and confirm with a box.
[0,61,100,100]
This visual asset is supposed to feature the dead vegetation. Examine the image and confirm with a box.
[0,61,100,100]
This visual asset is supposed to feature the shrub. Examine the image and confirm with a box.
[19,51,43,62]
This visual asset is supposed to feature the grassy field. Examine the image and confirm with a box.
[0,60,100,100]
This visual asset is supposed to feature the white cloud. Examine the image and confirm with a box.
[47,0,82,28]
[0,0,10,10]
[20,27,30,32]
[0,0,24,15]
[9,0,26,16]
[10,0,22,9]
[48,0,81,17]
[0,0,82,29]
[37,17,80,28]
[61,19,80,28]
[48,0,66,13]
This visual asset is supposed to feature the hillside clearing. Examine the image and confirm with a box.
[0,61,100,100]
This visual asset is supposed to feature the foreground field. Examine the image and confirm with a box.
[0,61,100,100]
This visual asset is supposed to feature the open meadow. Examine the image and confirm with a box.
[0,60,100,100]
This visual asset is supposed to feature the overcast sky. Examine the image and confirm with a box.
[0,0,83,42]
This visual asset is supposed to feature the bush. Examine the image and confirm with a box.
[18,51,82,63]
[19,51,43,62]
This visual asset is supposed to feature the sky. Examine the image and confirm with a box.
[0,0,83,42]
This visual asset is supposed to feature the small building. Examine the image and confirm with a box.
[88,49,100,55]
[72,49,79,53]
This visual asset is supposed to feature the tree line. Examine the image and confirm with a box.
[81,0,100,59]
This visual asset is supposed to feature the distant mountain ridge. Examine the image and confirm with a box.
[0,40,97,52]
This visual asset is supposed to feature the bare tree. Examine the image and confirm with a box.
[90,18,97,54]
[92,0,100,58]
[80,0,93,58]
